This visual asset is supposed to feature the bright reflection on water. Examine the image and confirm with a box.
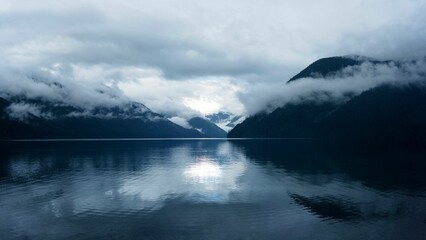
[185,160,223,182]
[0,139,425,240]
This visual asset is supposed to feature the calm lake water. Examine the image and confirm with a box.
[0,139,425,240]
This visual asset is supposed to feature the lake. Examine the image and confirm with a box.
[0,139,425,240]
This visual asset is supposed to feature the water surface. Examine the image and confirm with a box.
[0,139,425,240]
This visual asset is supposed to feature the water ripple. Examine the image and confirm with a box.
[0,140,426,240]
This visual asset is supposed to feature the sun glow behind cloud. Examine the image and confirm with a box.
[117,73,245,117]
[183,97,221,115]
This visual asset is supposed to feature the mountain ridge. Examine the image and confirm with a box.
[0,96,206,139]
[228,56,426,147]
[287,55,395,83]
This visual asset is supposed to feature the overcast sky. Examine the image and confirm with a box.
[1,0,426,116]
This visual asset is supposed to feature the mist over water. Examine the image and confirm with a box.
[0,139,425,240]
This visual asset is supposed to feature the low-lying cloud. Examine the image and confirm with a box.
[7,102,52,121]
[0,64,129,109]
[239,59,426,115]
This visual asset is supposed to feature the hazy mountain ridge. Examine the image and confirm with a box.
[4,97,155,120]
[0,96,206,139]
[286,55,409,83]
[288,56,363,82]
[228,56,426,146]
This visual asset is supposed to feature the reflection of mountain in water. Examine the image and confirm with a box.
[229,139,426,193]
[288,192,401,222]
[289,193,362,221]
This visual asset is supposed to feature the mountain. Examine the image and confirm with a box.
[228,56,426,147]
[287,55,393,83]
[0,97,205,139]
[314,84,426,146]
[206,112,245,132]
[288,56,362,82]
[188,117,227,138]
[228,101,338,138]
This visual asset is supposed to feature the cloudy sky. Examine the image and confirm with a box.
[1,0,426,116]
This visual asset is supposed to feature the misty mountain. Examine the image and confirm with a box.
[206,112,245,132]
[188,117,227,138]
[287,55,394,83]
[228,101,338,138]
[288,56,362,82]
[0,97,206,139]
[228,56,426,147]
